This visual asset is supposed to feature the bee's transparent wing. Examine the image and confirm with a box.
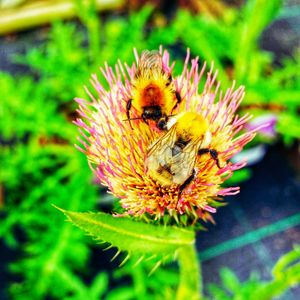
[147,127,177,157]
[145,128,177,185]
[169,141,199,185]
[139,50,162,70]
[136,50,163,79]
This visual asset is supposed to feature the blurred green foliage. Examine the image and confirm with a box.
[1,0,299,299]
[206,246,300,300]
[171,4,300,144]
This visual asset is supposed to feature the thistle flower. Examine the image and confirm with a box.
[75,48,259,223]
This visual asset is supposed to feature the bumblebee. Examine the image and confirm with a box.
[145,112,221,192]
[126,50,181,130]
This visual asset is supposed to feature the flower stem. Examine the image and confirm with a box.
[176,244,202,300]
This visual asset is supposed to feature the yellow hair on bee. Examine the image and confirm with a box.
[132,71,176,115]
[172,112,209,142]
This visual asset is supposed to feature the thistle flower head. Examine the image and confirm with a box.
[75,48,259,224]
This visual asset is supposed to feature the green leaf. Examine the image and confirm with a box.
[272,245,300,278]
[235,0,282,81]
[252,246,300,300]
[105,287,136,300]
[55,207,195,258]
[207,284,231,300]
[220,267,241,293]
[89,272,109,299]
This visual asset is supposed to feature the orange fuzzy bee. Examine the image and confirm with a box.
[126,50,181,130]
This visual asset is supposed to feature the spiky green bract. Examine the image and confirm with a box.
[56,208,195,259]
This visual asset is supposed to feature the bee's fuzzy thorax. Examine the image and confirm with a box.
[174,112,209,142]
[132,73,175,114]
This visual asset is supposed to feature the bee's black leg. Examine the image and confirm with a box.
[175,91,182,104]
[179,169,196,195]
[198,148,221,169]
[126,99,133,130]
[171,91,182,114]
[166,74,173,86]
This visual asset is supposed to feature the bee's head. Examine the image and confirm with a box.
[142,106,162,120]
[157,118,167,130]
